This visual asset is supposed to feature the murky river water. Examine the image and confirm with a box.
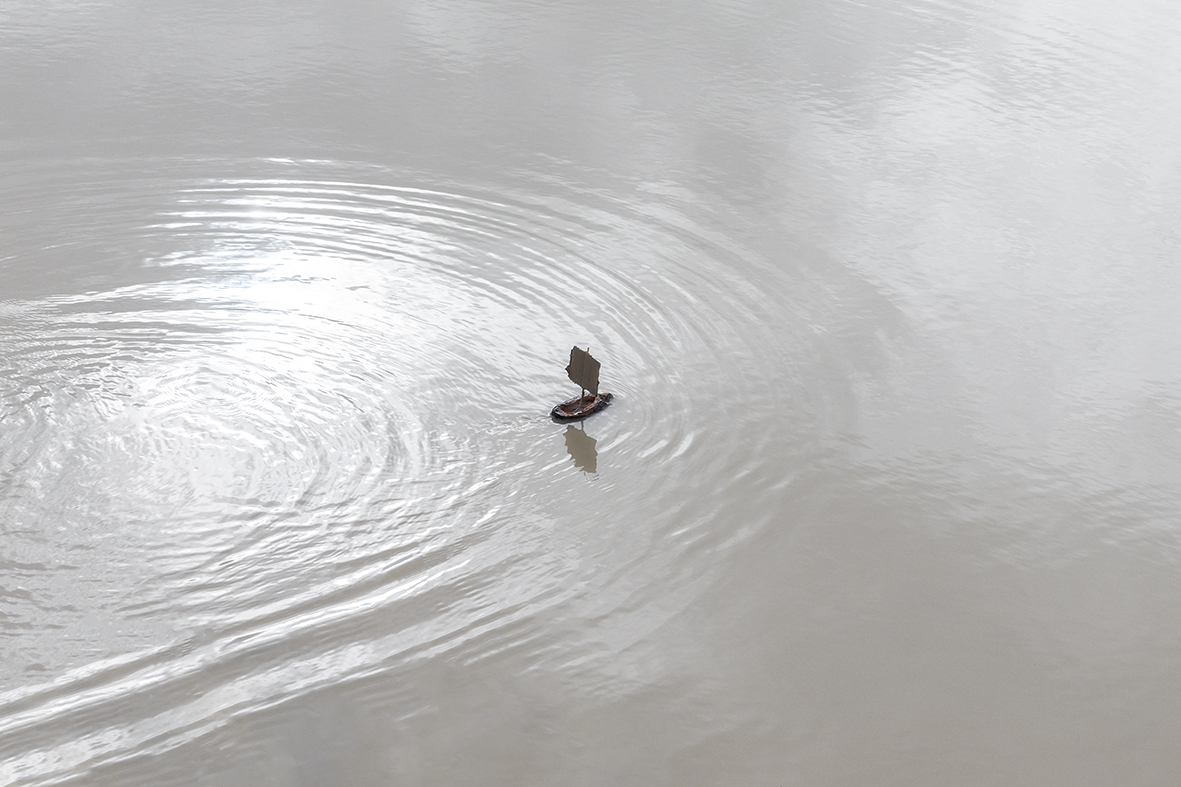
[4,1,1181,784]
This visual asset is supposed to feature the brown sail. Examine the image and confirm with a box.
[565,346,600,396]
[552,345,612,421]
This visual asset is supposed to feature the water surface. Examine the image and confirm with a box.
[3,0,1181,784]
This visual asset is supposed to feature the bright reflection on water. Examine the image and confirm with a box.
[3,0,1181,784]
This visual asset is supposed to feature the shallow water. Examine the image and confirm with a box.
[3,1,1181,784]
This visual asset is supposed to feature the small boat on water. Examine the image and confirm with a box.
[551,346,613,421]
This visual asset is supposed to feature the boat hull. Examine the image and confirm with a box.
[550,392,613,421]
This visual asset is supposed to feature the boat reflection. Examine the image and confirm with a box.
[563,424,598,474]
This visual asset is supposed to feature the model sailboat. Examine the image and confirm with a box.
[551,345,614,421]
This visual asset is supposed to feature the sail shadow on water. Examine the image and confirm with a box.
[563,424,598,474]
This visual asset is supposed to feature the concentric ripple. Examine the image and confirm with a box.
[0,157,848,784]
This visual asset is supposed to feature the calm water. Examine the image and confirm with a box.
[3,1,1181,784]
